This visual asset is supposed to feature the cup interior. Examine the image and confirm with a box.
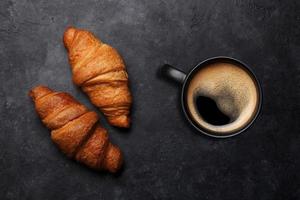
[181,57,262,138]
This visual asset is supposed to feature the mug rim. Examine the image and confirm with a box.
[181,56,263,138]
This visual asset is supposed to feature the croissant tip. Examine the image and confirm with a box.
[108,115,131,128]
[104,145,123,173]
[65,26,77,32]
[29,85,52,101]
[63,26,77,47]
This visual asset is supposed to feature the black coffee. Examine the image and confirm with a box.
[195,96,231,125]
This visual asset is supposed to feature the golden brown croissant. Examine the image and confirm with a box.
[29,85,123,173]
[63,27,132,128]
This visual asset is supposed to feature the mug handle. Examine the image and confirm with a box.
[161,64,187,84]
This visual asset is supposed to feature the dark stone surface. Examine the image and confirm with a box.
[0,0,299,199]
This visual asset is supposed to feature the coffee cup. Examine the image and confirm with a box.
[161,56,262,138]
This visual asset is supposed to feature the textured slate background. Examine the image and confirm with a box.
[0,0,299,199]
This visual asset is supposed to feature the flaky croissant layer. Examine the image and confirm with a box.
[29,85,123,173]
[63,27,132,128]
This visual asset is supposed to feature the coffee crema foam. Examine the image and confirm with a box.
[186,62,259,134]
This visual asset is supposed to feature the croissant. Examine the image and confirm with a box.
[29,85,123,173]
[63,27,132,128]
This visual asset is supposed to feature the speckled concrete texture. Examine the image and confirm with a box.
[0,0,299,199]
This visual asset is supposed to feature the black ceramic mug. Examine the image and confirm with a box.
[161,56,262,138]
